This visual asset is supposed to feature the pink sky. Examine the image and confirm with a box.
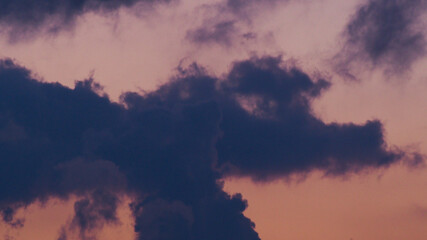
[1,0,426,239]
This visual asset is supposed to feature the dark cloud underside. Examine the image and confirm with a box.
[0,56,412,239]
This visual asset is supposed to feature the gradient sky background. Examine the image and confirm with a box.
[0,0,426,239]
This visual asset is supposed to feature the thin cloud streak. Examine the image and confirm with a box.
[0,0,174,40]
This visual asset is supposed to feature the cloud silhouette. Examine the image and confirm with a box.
[0,56,416,239]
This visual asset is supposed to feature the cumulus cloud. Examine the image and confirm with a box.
[0,56,418,239]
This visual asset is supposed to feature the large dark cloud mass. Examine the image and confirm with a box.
[0,56,413,239]
[338,0,427,75]
[0,0,172,39]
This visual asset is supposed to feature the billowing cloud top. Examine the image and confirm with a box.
[0,56,412,239]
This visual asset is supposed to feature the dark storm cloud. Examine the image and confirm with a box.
[0,58,256,240]
[0,0,172,39]
[132,199,194,240]
[338,0,427,75]
[0,56,417,239]
[216,57,402,179]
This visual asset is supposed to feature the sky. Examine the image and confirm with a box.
[0,0,426,240]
